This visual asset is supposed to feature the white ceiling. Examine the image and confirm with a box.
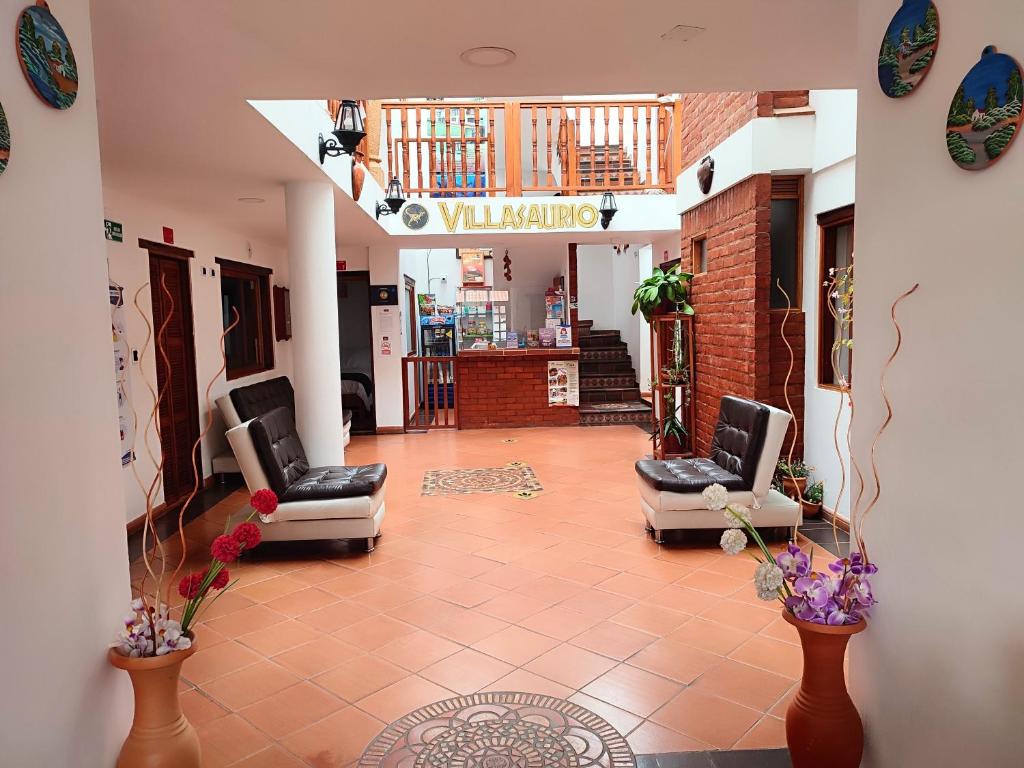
[90,1,858,248]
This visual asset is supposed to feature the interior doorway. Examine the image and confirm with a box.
[337,271,376,433]
[142,239,201,507]
[404,275,418,355]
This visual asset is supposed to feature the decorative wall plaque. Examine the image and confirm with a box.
[17,2,78,109]
[877,0,939,98]
[946,46,1023,171]
[0,100,10,176]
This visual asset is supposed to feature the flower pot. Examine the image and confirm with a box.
[800,499,823,518]
[782,475,808,499]
[108,642,201,768]
[351,160,366,202]
[783,610,866,768]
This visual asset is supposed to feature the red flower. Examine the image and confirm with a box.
[250,489,278,515]
[210,568,230,590]
[211,534,241,564]
[232,522,262,550]
[178,573,203,599]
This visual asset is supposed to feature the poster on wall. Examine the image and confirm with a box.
[110,279,135,465]
[460,249,488,286]
[547,360,579,407]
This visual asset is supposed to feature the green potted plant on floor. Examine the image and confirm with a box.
[631,264,694,321]
[777,458,812,499]
[802,481,824,518]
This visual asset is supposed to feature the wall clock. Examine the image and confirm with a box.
[946,46,1023,171]
[17,1,78,109]
[877,0,940,98]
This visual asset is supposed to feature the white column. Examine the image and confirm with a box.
[369,245,404,430]
[285,182,345,465]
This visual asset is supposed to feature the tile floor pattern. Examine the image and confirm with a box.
[131,426,830,768]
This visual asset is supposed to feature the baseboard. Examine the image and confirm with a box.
[126,475,216,533]
[819,505,851,532]
[376,426,405,435]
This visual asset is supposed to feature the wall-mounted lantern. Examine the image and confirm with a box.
[318,99,366,164]
[375,177,408,220]
[599,191,618,230]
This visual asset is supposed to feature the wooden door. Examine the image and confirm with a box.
[147,245,201,506]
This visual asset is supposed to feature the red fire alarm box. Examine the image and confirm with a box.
[162,226,174,244]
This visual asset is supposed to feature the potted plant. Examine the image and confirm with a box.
[802,481,824,517]
[704,483,875,768]
[777,458,812,499]
[631,264,694,321]
[109,490,277,767]
[653,389,687,455]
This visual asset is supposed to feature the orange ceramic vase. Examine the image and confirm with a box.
[351,160,366,202]
[783,610,865,768]
[108,643,201,768]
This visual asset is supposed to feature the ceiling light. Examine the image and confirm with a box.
[237,197,265,204]
[460,46,516,67]
[660,25,706,43]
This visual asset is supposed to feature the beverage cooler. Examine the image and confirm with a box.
[420,316,456,357]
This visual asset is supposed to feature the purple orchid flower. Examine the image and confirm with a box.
[776,543,810,579]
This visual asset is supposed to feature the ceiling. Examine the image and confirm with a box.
[90,1,858,248]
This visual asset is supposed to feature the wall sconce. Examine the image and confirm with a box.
[599,191,618,230]
[318,99,366,164]
[375,177,408,220]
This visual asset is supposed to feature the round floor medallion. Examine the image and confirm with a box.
[359,692,636,768]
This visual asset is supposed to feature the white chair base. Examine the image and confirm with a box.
[232,496,385,551]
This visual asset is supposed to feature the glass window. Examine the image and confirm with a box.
[695,236,708,274]
[818,206,855,388]
[770,198,800,308]
[220,263,274,379]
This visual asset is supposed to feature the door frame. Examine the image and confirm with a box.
[404,274,418,355]
[141,238,202,507]
[337,270,377,432]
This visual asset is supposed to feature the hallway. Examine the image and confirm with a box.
[142,427,835,767]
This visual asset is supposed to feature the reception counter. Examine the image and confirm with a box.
[456,348,580,429]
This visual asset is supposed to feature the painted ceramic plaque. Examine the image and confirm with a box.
[17,2,78,109]
[878,0,939,98]
[0,101,9,176]
[947,47,1024,171]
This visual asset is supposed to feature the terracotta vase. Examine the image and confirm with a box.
[782,475,808,499]
[351,160,366,202]
[108,643,201,768]
[783,610,865,768]
[800,499,823,518]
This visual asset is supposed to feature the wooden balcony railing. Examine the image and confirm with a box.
[380,99,681,198]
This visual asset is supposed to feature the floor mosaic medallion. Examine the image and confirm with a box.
[421,465,542,496]
[358,692,636,768]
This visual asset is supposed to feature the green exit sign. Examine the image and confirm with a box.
[104,219,123,242]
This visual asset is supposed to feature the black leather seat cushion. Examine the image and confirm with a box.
[280,464,388,502]
[709,396,770,490]
[248,406,310,497]
[635,457,746,493]
[231,376,295,422]
[635,396,771,494]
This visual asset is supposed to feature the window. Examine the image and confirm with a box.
[218,259,274,380]
[770,176,803,309]
[818,205,855,389]
[692,236,708,274]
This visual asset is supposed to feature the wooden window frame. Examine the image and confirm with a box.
[769,175,804,311]
[216,258,275,381]
[816,204,855,391]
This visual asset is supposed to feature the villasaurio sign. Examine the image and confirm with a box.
[438,201,600,232]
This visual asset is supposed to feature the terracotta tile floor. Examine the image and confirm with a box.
[133,426,835,767]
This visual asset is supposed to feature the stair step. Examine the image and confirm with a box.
[581,360,636,374]
[580,336,623,349]
[579,400,653,426]
[580,387,642,404]
[580,349,632,362]
[580,374,637,388]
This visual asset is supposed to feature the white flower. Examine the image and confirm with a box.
[754,561,785,601]
[720,528,747,556]
[724,504,751,529]
[702,484,729,511]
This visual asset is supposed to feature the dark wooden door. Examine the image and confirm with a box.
[148,250,201,505]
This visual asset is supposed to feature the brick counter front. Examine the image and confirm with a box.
[457,350,580,429]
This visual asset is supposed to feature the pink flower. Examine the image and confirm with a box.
[232,522,262,550]
[178,573,203,599]
[250,489,278,516]
[211,535,241,564]
[209,568,230,590]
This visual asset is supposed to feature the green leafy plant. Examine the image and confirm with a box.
[631,265,693,322]
[777,459,812,479]
[653,390,687,447]
[804,481,824,505]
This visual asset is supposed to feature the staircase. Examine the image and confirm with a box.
[577,325,653,427]
[577,144,640,188]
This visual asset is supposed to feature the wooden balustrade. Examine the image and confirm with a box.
[402,356,459,430]
[381,98,680,198]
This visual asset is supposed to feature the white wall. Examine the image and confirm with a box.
[104,189,293,522]
[491,243,569,331]
[369,245,403,428]
[0,0,132,762]
[802,90,858,518]
[850,2,1022,765]
[576,245,616,329]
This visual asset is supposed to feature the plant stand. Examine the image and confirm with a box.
[650,313,696,459]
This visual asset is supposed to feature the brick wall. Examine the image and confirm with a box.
[768,310,805,458]
[681,175,773,454]
[458,355,580,429]
[678,91,811,170]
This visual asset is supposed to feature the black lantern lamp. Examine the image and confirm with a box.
[599,191,618,230]
[376,177,407,220]
[318,99,366,164]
